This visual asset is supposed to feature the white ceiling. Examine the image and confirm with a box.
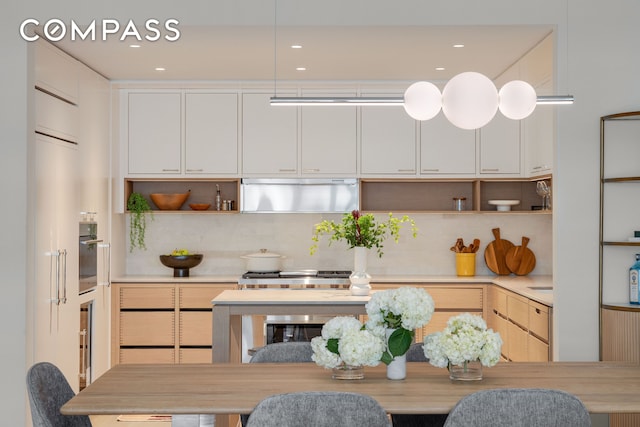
[56,25,554,83]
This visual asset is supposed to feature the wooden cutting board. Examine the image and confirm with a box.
[484,228,514,275]
[505,236,536,275]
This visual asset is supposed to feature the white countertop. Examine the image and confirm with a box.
[113,274,553,306]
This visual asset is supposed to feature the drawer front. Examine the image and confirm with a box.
[420,311,475,338]
[490,286,508,316]
[507,321,528,361]
[180,348,212,364]
[528,335,550,361]
[119,348,175,364]
[528,302,549,341]
[180,311,212,346]
[120,286,175,309]
[489,311,509,358]
[120,312,175,346]
[427,288,484,310]
[507,294,529,329]
[180,285,234,309]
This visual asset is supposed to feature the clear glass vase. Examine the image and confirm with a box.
[332,364,365,380]
[448,360,483,381]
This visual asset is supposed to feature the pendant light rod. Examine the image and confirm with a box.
[270,94,574,106]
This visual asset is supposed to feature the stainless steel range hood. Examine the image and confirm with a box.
[240,178,359,213]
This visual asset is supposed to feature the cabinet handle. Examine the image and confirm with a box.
[535,308,541,314]
[278,169,296,173]
[422,168,440,172]
[60,249,67,305]
[303,169,321,173]
[532,166,543,170]
[79,329,87,380]
[98,243,111,287]
[186,168,204,172]
[482,168,500,172]
[162,168,180,172]
[397,169,415,173]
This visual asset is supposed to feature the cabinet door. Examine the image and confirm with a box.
[300,92,357,175]
[185,93,238,175]
[242,93,298,175]
[525,80,554,176]
[128,92,181,174]
[420,114,476,175]
[33,134,80,385]
[479,114,521,175]
[361,102,416,175]
[34,39,79,103]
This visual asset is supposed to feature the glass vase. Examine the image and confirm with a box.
[448,360,483,381]
[349,246,372,296]
[332,364,365,380]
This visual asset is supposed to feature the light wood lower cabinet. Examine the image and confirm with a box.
[111,283,236,366]
[488,286,552,361]
[369,283,487,343]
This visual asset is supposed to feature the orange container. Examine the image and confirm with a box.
[455,253,476,276]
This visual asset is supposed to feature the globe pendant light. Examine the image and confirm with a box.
[442,71,499,130]
[499,80,537,120]
[403,81,442,121]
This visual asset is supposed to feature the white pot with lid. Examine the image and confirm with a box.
[241,249,285,272]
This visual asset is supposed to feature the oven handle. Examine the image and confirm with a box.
[80,239,103,245]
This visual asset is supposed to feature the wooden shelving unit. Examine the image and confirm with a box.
[124,178,240,213]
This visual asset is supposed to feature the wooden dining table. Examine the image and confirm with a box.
[62,361,640,427]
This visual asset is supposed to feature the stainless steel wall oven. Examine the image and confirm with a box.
[78,222,100,294]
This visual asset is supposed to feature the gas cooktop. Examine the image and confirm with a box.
[238,270,351,288]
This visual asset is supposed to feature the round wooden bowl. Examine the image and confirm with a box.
[189,203,211,211]
[159,254,203,277]
[150,192,190,210]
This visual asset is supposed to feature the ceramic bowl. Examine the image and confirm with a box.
[159,254,203,277]
[150,192,190,210]
[189,203,211,211]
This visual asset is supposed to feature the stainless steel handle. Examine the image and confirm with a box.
[60,249,67,304]
[186,168,203,172]
[278,169,297,172]
[54,250,61,306]
[481,168,500,172]
[98,243,111,287]
[397,169,416,173]
[422,168,440,172]
[162,168,180,172]
[303,168,321,173]
[80,239,103,245]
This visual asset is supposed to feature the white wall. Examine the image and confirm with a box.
[5,0,640,425]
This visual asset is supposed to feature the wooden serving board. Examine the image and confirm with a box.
[484,228,514,275]
[505,236,536,275]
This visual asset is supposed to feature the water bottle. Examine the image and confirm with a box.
[629,254,640,304]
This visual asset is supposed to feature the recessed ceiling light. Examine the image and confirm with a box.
[435,67,445,71]
[155,67,166,71]
[453,44,465,48]
[129,44,141,48]
[291,45,302,49]
[296,67,306,71]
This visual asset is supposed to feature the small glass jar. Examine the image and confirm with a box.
[453,197,466,211]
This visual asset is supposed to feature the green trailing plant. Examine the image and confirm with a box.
[127,192,153,252]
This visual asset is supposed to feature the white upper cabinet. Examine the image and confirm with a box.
[420,113,476,176]
[479,114,522,176]
[185,93,238,175]
[300,91,357,175]
[127,92,182,175]
[361,95,417,176]
[522,35,554,177]
[34,39,79,104]
[242,93,298,175]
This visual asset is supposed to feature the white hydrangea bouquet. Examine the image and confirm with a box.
[311,316,385,369]
[365,287,435,364]
[423,312,503,369]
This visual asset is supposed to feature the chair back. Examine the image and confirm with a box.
[443,388,591,427]
[26,362,92,427]
[405,342,428,362]
[249,341,313,363]
[246,391,391,427]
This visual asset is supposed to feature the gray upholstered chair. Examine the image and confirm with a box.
[390,343,448,427]
[241,342,314,426]
[249,341,314,363]
[26,361,92,427]
[246,391,391,427]
[443,388,591,427]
